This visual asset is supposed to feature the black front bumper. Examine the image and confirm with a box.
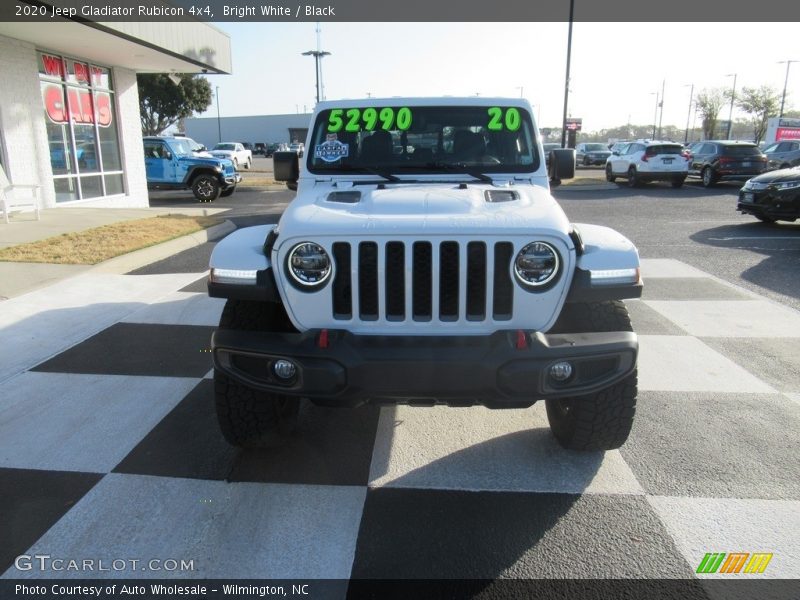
[738,189,800,221]
[212,329,638,408]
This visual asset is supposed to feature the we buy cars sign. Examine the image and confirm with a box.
[776,127,800,140]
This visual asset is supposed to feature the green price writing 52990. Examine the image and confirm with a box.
[327,107,412,132]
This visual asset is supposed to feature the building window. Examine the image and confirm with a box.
[38,51,124,202]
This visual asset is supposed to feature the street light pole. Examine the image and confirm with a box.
[302,49,331,104]
[725,73,737,139]
[778,60,798,118]
[215,86,221,143]
[560,0,575,148]
[684,83,694,144]
[650,91,659,140]
[658,79,665,139]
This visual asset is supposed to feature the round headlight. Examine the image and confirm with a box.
[287,242,331,287]
[514,242,560,288]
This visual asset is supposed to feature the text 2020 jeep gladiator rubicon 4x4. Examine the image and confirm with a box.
[207,98,642,451]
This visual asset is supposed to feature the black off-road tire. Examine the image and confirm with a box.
[192,174,221,202]
[545,300,637,451]
[214,300,303,448]
[605,164,616,182]
[702,166,716,188]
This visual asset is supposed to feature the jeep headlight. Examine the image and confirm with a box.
[287,242,331,288]
[514,242,560,288]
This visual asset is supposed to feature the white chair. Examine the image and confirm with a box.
[1,164,41,224]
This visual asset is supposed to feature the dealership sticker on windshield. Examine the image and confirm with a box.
[315,139,349,162]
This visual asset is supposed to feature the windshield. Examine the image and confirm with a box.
[307,105,539,175]
[723,145,761,156]
[169,139,193,156]
[213,143,235,151]
[584,143,606,151]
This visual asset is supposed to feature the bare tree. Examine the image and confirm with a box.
[695,88,726,140]
[736,85,782,143]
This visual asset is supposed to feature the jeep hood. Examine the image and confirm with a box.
[277,183,570,238]
[181,156,233,168]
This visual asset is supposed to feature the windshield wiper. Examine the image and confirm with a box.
[334,165,400,182]
[423,161,493,183]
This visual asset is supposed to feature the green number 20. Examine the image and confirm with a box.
[487,107,521,131]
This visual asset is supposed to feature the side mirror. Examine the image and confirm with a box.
[549,148,575,185]
[612,151,619,156]
[273,151,300,188]
[165,151,173,160]
[199,145,207,152]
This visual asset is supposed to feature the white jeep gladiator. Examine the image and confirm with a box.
[207,98,642,451]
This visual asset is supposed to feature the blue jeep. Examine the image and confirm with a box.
[144,136,241,202]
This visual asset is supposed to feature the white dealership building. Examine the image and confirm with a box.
[0,18,231,209]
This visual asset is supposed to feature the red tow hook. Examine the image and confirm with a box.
[317,329,330,349]
[515,330,528,350]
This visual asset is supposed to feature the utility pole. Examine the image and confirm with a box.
[215,86,221,143]
[725,73,737,139]
[684,83,694,144]
[778,60,798,118]
[560,0,575,148]
[658,79,665,139]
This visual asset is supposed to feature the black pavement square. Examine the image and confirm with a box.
[32,323,215,378]
[228,403,382,486]
[625,299,685,335]
[179,276,210,294]
[113,380,239,481]
[351,488,693,579]
[0,468,103,573]
[127,242,215,275]
[700,337,800,393]
[621,391,800,499]
[641,277,750,301]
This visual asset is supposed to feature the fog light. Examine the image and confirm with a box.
[549,361,573,382]
[273,359,297,380]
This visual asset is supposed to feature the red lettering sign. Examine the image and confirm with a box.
[776,127,800,141]
[41,54,66,79]
[42,84,112,127]
[72,61,89,84]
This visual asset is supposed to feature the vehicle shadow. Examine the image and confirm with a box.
[689,222,800,301]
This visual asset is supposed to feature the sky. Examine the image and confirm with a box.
[198,22,800,133]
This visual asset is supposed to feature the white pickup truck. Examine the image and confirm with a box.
[208,142,252,170]
[207,97,642,452]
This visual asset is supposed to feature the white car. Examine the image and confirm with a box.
[605,140,689,187]
[209,142,252,170]
[206,97,642,452]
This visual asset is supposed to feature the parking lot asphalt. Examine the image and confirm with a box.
[2,182,799,592]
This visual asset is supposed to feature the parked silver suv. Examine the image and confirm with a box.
[606,140,689,188]
[763,140,800,171]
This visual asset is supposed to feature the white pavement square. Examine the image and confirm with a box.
[644,300,800,338]
[368,404,644,495]
[639,258,709,279]
[4,474,367,580]
[0,372,196,473]
[637,335,776,393]
[647,495,800,579]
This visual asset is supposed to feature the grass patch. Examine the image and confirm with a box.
[561,176,611,186]
[0,214,221,265]
[239,176,278,186]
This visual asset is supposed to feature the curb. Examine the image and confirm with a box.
[90,219,236,274]
[556,183,619,192]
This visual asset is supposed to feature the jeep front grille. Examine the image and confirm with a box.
[330,240,515,324]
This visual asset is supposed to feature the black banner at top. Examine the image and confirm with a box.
[3,0,800,22]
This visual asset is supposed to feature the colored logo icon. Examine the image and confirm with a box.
[696,552,773,574]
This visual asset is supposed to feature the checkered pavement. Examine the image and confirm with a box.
[1,259,799,584]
